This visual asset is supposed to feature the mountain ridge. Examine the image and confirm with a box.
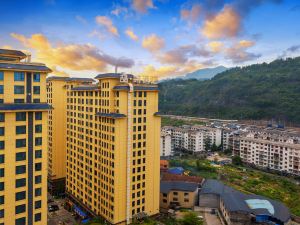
[158,57,300,124]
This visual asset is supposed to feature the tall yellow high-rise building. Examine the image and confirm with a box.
[0,49,51,225]
[46,76,94,195]
[65,73,160,224]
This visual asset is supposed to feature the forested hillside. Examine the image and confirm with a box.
[159,57,300,124]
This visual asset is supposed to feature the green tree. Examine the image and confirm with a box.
[211,143,218,152]
[204,138,211,151]
[232,155,243,166]
[179,212,203,225]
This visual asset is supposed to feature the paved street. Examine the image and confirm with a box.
[48,198,76,225]
[204,211,222,225]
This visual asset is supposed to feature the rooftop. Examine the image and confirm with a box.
[0,49,27,59]
[0,62,52,72]
[160,181,199,194]
[200,179,290,223]
[47,76,95,83]
[161,173,204,184]
[95,73,135,80]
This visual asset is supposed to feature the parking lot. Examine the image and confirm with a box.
[47,198,76,225]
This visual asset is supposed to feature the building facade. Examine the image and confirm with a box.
[46,77,94,195]
[234,131,300,176]
[161,125,222,153]
[160,131,172,157]
[0,49,51,225]
[65,73,160,224]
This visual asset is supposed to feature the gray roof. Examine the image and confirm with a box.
[47,76,94,82]
[0,62,51,72]
[200,179,290,222]
[71,86,99,91]
[0,103,52,111]
[95,112,126,118]
[160,181,198,194]
[0,49,26,58]
[113,85,159,91]
[95,73,135,80]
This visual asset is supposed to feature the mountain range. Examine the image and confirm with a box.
[182,66,228,80]
[158,57,300,124]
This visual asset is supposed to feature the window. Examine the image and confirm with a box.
[15,204,26,214]
[33,86,40,94]
[16,178,26,188]
[14,99,24,103]
[16,152,26,161]
[0,155,4,164]
[35,188,41,197]
[15,191,26,201]
[35,200,41,209]
[0,182,3,191]
[35,125,42,133]
[16,165,26,175]
[0,128,4,136]
[0,209,3,218]
[33,99,40,103]
[0,86,3,95]
[35,137,42,146]
[0,72,3,81]
[33,73,40,82]
[14,72,25,81]
[16,139,26,148]
[0,141,4,150]
[14,85,24,94]
[35,163,42,171]
[35,112,42,120]
[35,175,42,184]
[16,112,26,121]
[16,126,26,134]
[0,196,4,205]
[35,213,41,222]
[0,114,4,122]
[0,169,4,177]
[35,150,42,159]
[16,217,26,225]
[0,99,3,103]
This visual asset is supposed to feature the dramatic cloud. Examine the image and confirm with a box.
[208,41,224,53]
[225,40,260,63]
[180,4,201,23]
[202,5,241,39]
[238,40,255,48]
[95,16,119,36]
[11,33,134,74]
[139,60,208,79]
[158,45,211,64]
[132,0,155,13]
[125,28,139,41]
[279,44,300,58]
[142,34,165,52]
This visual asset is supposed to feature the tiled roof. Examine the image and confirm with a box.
[0,62,52,72]
[47,76,94,82]
[95,73,135,80]
[0,103,52,111]
[160,181,199,194]
[71,86,99,91]
[200,179,290,223]
[0,49,26,58]
[161,173,203,184]
[95,112,126,118]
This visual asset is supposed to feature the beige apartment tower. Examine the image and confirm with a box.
[65,73,160,224]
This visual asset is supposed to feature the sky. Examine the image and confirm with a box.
[0,0,300,79]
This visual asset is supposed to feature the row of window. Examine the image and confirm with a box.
[0,163,42,176]
[0,125,42,136]
[0,112,42,122]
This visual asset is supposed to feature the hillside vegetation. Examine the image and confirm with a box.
[159,57,300,124]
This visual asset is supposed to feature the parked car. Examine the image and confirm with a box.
[48,204,59,212]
